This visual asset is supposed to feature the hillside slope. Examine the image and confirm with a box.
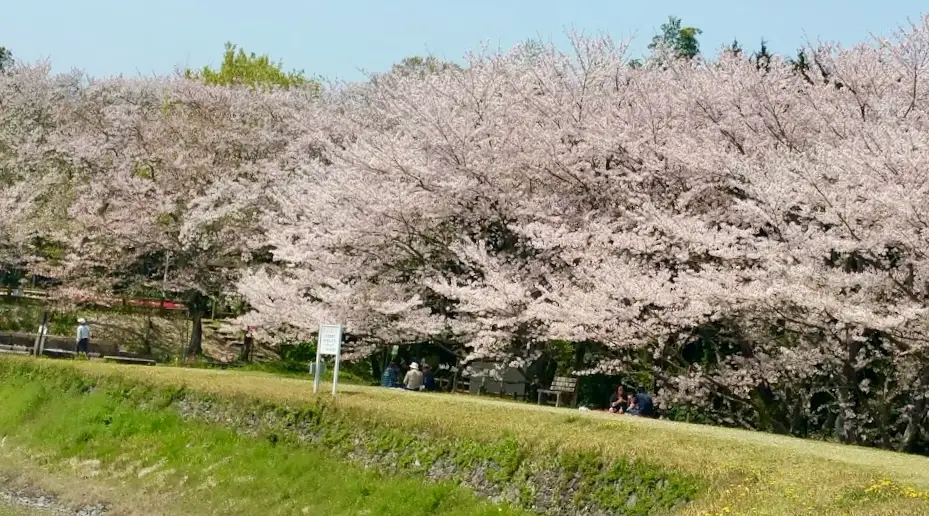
[1,357,928,515]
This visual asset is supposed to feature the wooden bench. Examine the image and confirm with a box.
[103,355,156,366]
[42,348,77,358]
[41,348,102,359]
[199,357,229,369]
[537,376,578,408]
[452,376,471,393]
[435,377,452,392]
[494,380,529,401]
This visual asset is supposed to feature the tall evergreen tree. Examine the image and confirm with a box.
[0,46,12,72]
[752,39,772,72]
[727,39,743,58]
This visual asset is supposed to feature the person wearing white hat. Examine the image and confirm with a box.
[403,362,423,391]
[76,317,91,356]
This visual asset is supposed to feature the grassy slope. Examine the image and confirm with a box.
[2,357,929,515]
[0,365,520,516]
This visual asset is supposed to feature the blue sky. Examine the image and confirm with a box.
[5,1,927,81]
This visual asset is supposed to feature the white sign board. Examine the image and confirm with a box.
[313,323,343,395]
[318,324,342,355]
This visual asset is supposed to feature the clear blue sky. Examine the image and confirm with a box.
[5,1,927,81]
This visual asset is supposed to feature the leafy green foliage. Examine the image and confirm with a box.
[753,39,773,72]
[185,42,320,94]
[728,39,743,57]
[0,46,12,72]
[0,267,24,290]
[648,16,703,59]
[390,55,460,78]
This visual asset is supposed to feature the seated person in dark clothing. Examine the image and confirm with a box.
[422,364,437,391]
[608,385,628,413]
[628,386,655,417]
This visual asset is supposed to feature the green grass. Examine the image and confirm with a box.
[2,357,929,515]
[0,365,520,516]
[0,504,34,516]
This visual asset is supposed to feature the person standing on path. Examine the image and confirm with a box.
[76,318,91,356]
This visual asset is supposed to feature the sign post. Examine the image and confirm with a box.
[33,311,49,356]
[314,323,343,395]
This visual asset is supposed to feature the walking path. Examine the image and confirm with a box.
[0,485,107,516]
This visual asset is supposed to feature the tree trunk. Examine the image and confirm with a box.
[187,307,203,357]
[370,351,385,382]
[879,379,892,450]
[572,341,588,372]
[837,330,860,445]
[142,314,154,356]
[900,365,929,453]
[33,309,49,355]
[737,336,789,434]
[241,332,253,362]
[452,358,462,392]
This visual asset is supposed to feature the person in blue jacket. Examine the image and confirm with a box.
[422,364,437,391]
[628,386,655,417]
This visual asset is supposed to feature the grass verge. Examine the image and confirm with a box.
[0,361,520,516]
[2,356,929,515]
[0,504,34,516]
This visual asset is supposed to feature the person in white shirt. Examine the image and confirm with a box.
[403,362,424,391]
[76,318,91,356]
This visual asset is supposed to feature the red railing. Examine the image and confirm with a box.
[8,288,187,310]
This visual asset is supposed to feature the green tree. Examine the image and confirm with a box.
[390,55,459,78]
[752,39,772,72]
[727,39,743,57]
[0,46,12,72]
[789,48,815,84]
[648,16,703,60]
[186,42,319,94]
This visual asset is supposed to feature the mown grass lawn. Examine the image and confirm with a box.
[2,356,929,515]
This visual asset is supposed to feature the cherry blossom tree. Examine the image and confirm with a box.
[6,13,929,453]
[240,17,929,452]
[56,76,309,355]
[238,37,721,371]
[0,63,82,284]
[574,18,929,450]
